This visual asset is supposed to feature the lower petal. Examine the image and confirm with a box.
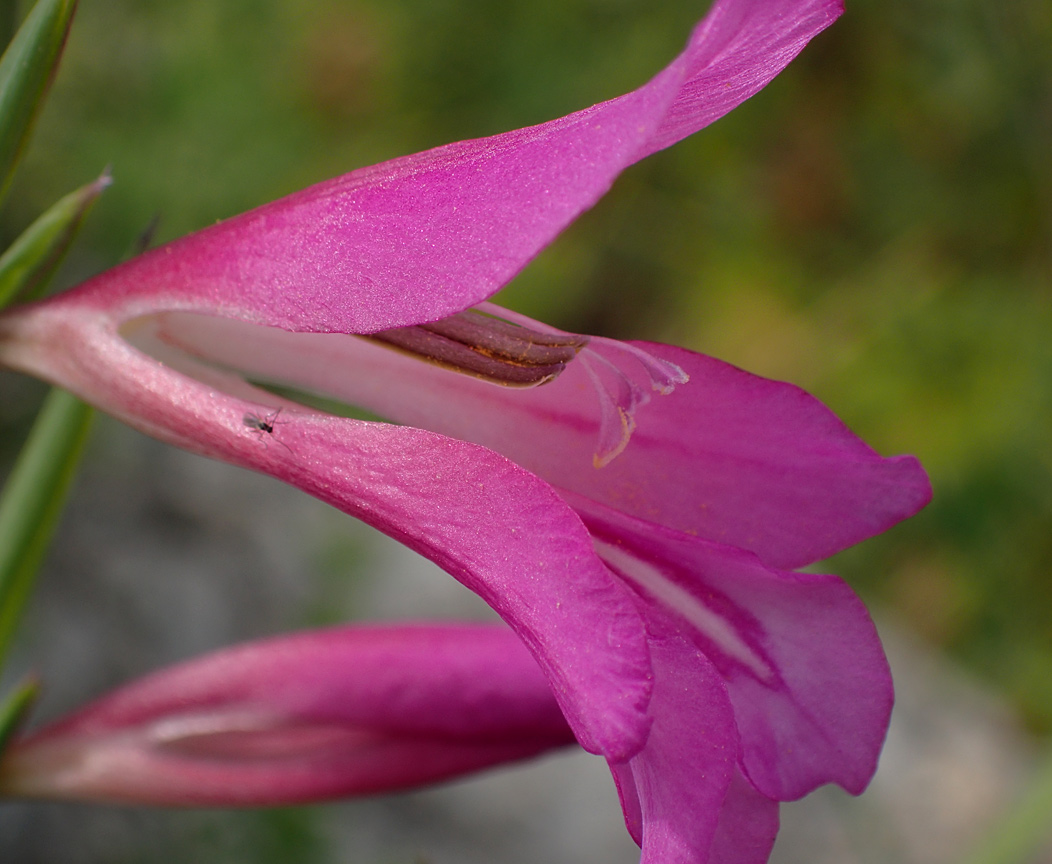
[0,304,653,763]
[583,497,893,801]
[707,772,780,864]
[608,630,740,864]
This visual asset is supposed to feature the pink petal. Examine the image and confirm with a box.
[0,0,871,817]
[57,0,842,335]
[0,625,577,806]
[0,307,651,763]
[0,0,853,764]
[707,772,780,864]
[165,312,929,569]
[607,629,740,864]
[584,499,893,801]
[561,342,931,570]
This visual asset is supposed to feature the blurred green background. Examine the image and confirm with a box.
[0,0,1050,859]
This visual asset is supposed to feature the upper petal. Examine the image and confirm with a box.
[57,0,842,335]
[546,341,931,569]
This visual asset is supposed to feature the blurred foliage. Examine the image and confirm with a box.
[1,0,1049,807]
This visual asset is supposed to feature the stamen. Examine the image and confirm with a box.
[368,309,589,387]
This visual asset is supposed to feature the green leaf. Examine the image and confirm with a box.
[0,169,110,309]
[0,0,78,208]
[0,5,17,52]
[0,388,93,665]
[0,676,39,756]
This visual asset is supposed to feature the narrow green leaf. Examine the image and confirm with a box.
[0,4,18,52]
[0,676,39,756]
[0,388,93,665]
[0,168,110,309]
[0,0,78,207]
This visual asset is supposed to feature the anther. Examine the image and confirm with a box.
[368,309,589,387]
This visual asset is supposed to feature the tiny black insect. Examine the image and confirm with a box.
[243,408,280,434]
[243,408,291,450]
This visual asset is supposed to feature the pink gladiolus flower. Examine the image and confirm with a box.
[0,625,576,805]
[0,0,931,860]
